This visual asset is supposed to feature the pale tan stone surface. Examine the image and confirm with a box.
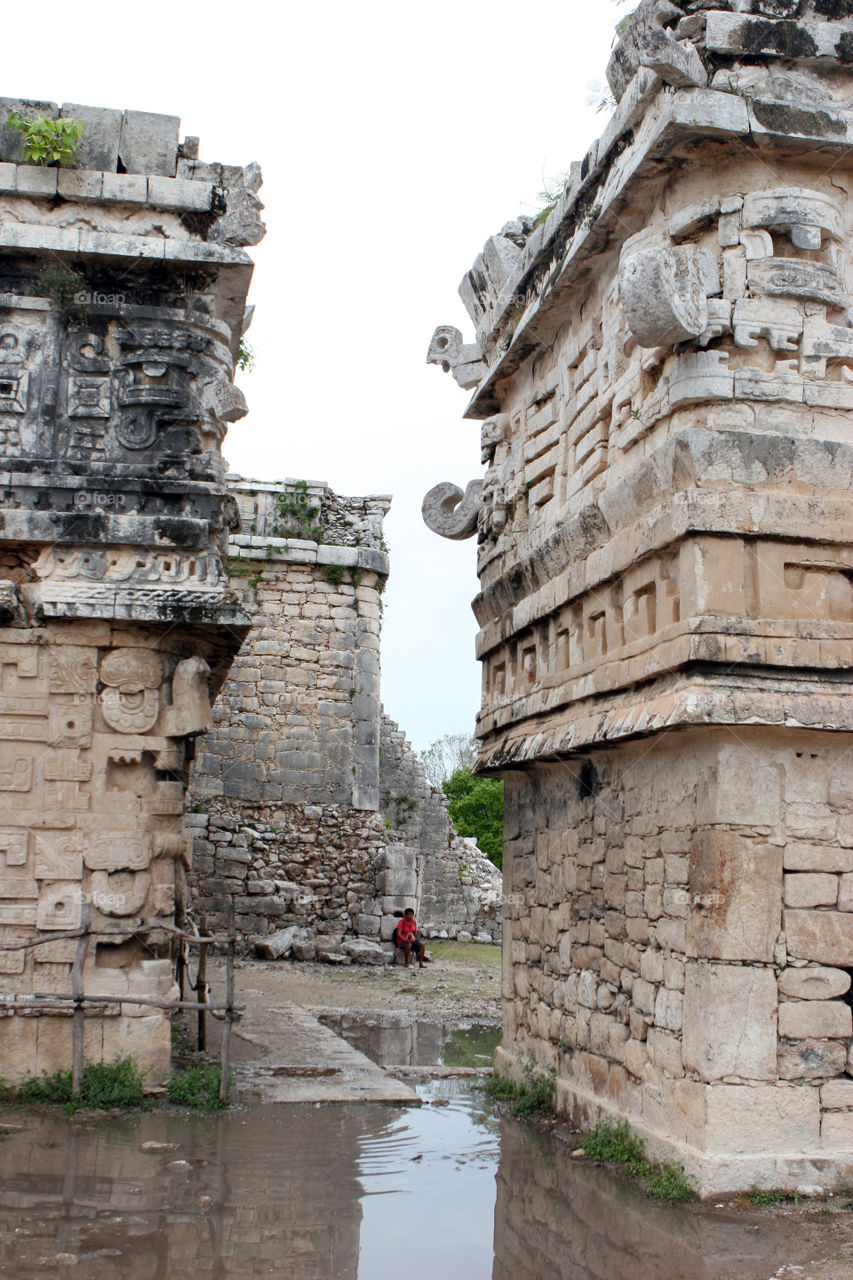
[820,1079,853,1109]
[784,874,838,908]
[683,964,777,1082]
[821,1112,853,1150]
[778,967,851,1001]
[778,1001,852,1041]
[704,1085,820,1156]
[785,912,853,967]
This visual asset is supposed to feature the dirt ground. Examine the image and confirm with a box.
[231,939,502,1024]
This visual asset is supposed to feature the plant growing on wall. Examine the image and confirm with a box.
[36,262,91,324]
[277,480,324,543]
[236,338,255,372]
[6,112,85,166]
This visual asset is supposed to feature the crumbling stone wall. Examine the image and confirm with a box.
[379,713,501,941]
[188,480,499,956]
[424,2,853,1194]
[0,99,262,1084]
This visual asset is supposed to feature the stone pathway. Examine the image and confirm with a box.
[207,980,418,1104]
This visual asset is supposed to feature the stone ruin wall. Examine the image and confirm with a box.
[0,99,263,1084]
[423,2,853,1194]
[187,479,501,959]
[378,712,501,942]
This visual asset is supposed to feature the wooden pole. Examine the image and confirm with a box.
[71,906,90,1096]
[219,935,235,1105]
[196,915,208,1052]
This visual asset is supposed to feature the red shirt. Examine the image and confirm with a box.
[397,916,418,942]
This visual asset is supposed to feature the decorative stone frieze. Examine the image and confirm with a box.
[425,5,853,1194]
[0,100,263,1085]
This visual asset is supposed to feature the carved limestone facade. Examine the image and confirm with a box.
[0,100,263,1085]
[425,2,853,1194]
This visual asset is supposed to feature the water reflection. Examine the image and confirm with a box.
[0,1087,837,1280]
[0,1104,381,1279]
[492,1121,784,1280]
[318,1013,501,1069]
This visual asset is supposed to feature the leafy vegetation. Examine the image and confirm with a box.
[580,1119,696,1202]
[485,1060,556,1116]
[236,338,255,372]
[13,1059,145,1112]
[276,481,324,543]
[443,767,504,868]
[167,1063,228,1110]
[747,1186,798,1206]
[36,263,91,324]
[6,111,85,166]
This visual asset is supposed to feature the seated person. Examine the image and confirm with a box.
[393,908,426,968]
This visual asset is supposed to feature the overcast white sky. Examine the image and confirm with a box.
[14,1,622,752]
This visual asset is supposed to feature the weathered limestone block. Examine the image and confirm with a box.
[703,1084,820,1155]
[778,1001,852,1040]
[778,1038,848,1081]
[778,967,851,1001]
[785,911,853,966]
[683,964,777,1081]
[687,833,782,963]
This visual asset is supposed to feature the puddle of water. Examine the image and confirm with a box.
[318,1013,501,1069]
[0,1088,843,1280]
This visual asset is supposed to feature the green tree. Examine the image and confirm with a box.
[442,767,504,869]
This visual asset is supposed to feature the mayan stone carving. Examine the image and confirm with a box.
[426,2,853,1194]
[0,100,263,1085]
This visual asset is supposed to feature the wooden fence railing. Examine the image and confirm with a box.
[0,908,239,1104]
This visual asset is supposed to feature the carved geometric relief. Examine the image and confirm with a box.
[0,830,28,865]
[67,376,110,419]
[84,831,150,872]
[0,927,25,974]
[0,756,33,792]
[34,832,85,880]
[0,370,29,414]
[48,648,98,696]
[782,561,853,622]
[47,701,93,748]
[36,882,82,931]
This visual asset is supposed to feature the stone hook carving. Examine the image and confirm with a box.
[426,326,487,391]
[422,480,484,540]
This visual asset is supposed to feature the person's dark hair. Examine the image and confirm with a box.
[404,907,414,917]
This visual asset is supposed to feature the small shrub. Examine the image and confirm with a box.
[748,1186,785,1206]
[646,1163,696,1204]
[581,1119,650,1176]
[236,339,254,372]
[15,1059,145,1111]
[323,564,346,587]
[6,111,85,166]
[167,1064,227,1110]
[17,1068,73,1105]
[581,1118,696,1202]
[485,1060,555,1117]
